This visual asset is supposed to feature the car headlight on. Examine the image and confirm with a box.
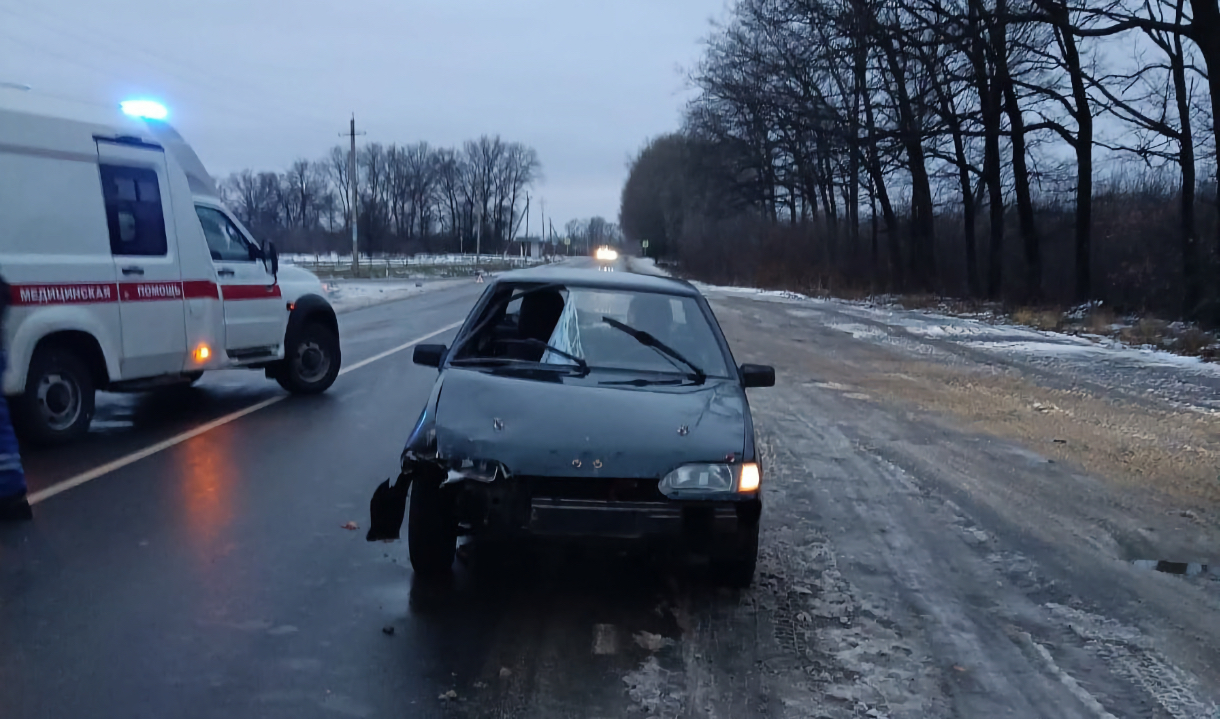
[659,462,761,498]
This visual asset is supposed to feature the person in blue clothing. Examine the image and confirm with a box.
[0,272,31,522]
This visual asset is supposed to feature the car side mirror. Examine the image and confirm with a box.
[413,344,447,368]
[740,364,775,388]
[264,240,279,278]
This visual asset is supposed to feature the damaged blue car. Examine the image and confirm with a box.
[367,267,774,586]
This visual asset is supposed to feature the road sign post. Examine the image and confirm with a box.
[641,239,649,257]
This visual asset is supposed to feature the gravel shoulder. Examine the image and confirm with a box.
[655,291,1220,719]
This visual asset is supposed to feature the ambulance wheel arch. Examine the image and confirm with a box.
[270,294,341,394]
[3,307,119,396]
[9,328,110,445]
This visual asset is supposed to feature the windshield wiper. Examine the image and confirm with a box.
[601,317,707,384]
[599,377,689,387]
[448,357,534,366]
[496,339,589,374]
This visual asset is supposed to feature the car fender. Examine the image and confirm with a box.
[284,293,338,342]
[401,374,447,463]
[275,265,328,304]
[3,307,119,395]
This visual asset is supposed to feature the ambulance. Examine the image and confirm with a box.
[0,89,342,445]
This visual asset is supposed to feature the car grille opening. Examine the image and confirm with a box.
[525,476,667,503]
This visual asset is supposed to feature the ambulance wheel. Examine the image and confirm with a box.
[276,322,341,395]
[14,348,96,446]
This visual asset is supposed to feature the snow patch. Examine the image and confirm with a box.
[322,279,467,314]
[824,322,887,340]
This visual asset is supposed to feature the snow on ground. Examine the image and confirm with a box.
[699,281,1220,374]
[697,280,1220,416]
[322,278,470,314]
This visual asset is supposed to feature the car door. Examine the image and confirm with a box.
[194,204,282,356]
[96,139,187,379]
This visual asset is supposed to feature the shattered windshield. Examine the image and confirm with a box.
[455,285,733,378]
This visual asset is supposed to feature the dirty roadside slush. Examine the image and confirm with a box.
[628,292,1219,719]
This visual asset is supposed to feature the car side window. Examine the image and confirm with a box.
[195,206,258,262]
[99,164,168,257]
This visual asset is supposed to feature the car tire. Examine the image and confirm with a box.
[408,476,457,577]
[713,520,759,589]
[275,322,341,395]
[13,347,96,446]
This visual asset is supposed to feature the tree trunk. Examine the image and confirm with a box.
[927,49,980,297]
[1192,1,1220,265]
[1050,18,1095,303]
[992,0,1042,301]
[1171,24,1199,317]
[882,39,936,290]
[970,0,1005,299]
[861,74,902,288]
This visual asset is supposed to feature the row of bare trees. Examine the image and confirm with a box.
[219,136,541,256]
[621,0,1220,320]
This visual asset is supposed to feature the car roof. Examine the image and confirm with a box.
[493,266,700,297]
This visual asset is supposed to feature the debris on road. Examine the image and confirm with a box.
[633,631,673,652]
[381,625,394,636]
[341,521,359,530]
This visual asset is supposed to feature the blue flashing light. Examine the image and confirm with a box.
[120,100,168,120]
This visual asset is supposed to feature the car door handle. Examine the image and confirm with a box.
[217,268,236,277]
[121,266,144,276]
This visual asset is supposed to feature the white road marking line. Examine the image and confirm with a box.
[28,321,464,506]
[337,321,462,376]
[28,396,283,505]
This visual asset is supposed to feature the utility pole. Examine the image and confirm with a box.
[340,114,366,275]
[475,205,482,270]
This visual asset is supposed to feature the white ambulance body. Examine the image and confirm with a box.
[0,89,341,444]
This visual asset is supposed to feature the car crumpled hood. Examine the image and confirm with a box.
[432,369,748,479]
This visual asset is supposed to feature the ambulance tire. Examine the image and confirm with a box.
[276,322,341,395]
[14,348,96,446]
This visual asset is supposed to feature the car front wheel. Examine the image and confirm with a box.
[408,475,457,577]
[13,347,96,446]
[275,322,341,394]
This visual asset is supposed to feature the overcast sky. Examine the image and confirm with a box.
[0,0,730,227]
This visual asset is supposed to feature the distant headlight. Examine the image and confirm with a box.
[595,247,618,261]
[659,462,761,498]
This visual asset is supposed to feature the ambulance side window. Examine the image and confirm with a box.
[195,206,258,262]
[100,164,168,257]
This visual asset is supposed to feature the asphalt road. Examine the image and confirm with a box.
[2,257,1218,719]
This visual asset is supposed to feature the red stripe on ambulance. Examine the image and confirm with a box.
[11,280,276,305]
[182,280,220,299]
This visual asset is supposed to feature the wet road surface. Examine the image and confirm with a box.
[3,258,1220,718]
